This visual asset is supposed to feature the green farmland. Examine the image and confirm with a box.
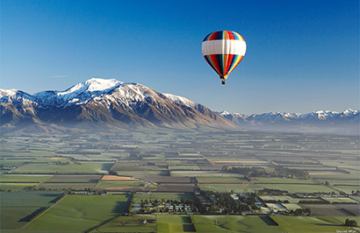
[192,215,284,233]
[1,191,63,206]
[1,130,359,232]
[24,195,131,232]
[90,215,157,232]
[157,215,195,233]
[271,216,359,233]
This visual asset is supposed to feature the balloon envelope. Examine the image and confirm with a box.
[202,31,246,83]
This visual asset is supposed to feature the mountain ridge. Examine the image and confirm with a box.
[1,78,358,135]
[0,78,236,133]
[217,109,359,135]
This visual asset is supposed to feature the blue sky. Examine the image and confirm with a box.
[2,0,359,114]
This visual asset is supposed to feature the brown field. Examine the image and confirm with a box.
[101,175,136,181]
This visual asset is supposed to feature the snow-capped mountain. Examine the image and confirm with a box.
[217,109,359,121]
[0,78,236,133]
[1,78,358,134]
[218,110,359,134]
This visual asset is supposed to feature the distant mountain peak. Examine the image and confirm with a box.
[64,78,124,93]
[0,78,236,132]
[219,109,359,135]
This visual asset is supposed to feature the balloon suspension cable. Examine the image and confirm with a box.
[220,75,227,85]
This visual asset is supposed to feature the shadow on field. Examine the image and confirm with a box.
[39,193,63,203]
[183,223,196,232]
[112,201,129,214]
[101,163,114,172]
[180,216,192,223]
[19,207,47,222]
[259,216,278,226]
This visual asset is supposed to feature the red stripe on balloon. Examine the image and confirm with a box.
[224,54,234,75]
[209,54,222,75]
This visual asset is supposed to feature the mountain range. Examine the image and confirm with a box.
[1,78,358,134]
[0,78,235,133]
[217,109,359,134]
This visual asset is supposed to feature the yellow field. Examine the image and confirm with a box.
[101,175,136,181]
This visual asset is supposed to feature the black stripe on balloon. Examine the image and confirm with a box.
[216,54,224,75]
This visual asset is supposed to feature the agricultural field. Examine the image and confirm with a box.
[24,195,131,232]
[168,165,200,170]
[46,174,103,183]
[250,177,316,184]
[170,171,241,177]
[157,215,195,233]
[281,203,303,211]
[198,183,262,193]
[271,216,359,233]
[96,180,148,188]
[299,204,360,217]
[1,130,359,232]
[321,197,358,204]
[0,174,52,182]
[1,191,64,231]
[191,215,283,233]
[90,215,157,232]
[0,183,39,191]
[1,206,43,229]
[37,182,98,190]
[1,191,63,206]
[196,176,249,183]
[11,159,102,174]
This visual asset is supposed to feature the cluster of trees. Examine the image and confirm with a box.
[293,208,311,215]
[223,165,309,179]
[196,191,259,214]
[138,198,194,213]
[50,161,70,165]
[351,190,360,196]
[256,189,288,196]
[345,219,357,227]
[273,166,309,178]
[222,166,267,177]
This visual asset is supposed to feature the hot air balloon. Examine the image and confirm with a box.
[202,30,246,85]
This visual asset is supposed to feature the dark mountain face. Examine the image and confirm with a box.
[0,79,237,133]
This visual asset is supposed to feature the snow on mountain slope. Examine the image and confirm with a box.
[0,78,237,131]
[33,78,125,106]
[163,93,197,108]
[0,89,37,106]
[218,109,359,121]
